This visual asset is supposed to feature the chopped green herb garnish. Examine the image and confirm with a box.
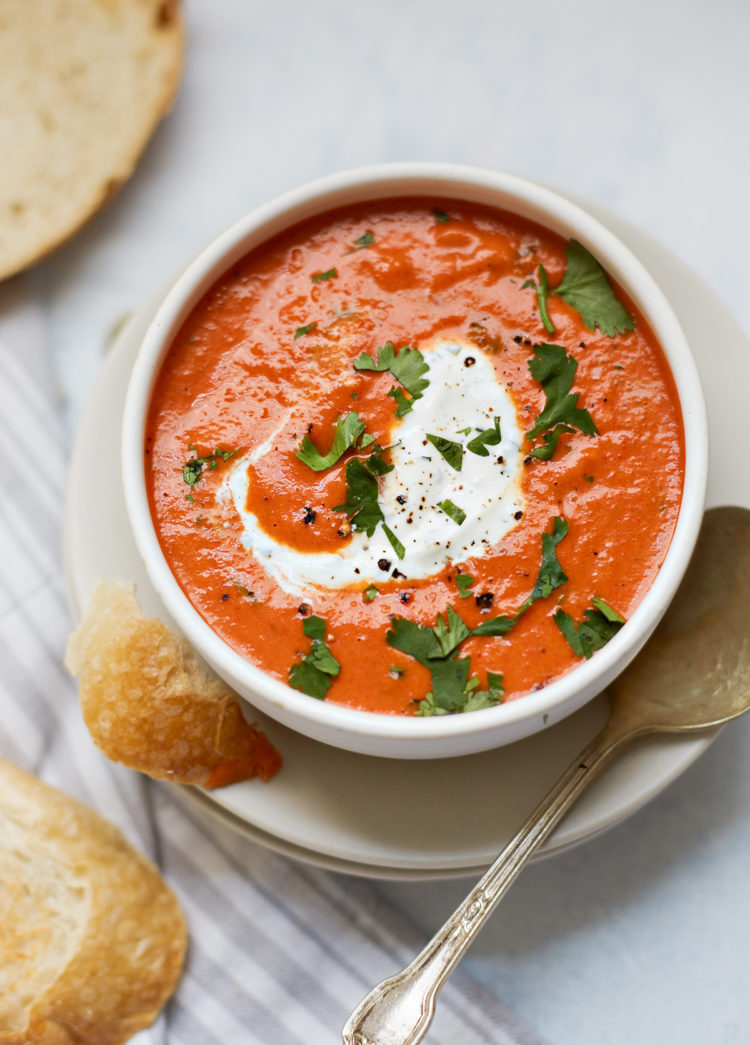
[288,615,340,699]
[526,343,598,460]
[438,499,466,526]
[518,516,569,613]
[182,446,236,487]
[522,264,555,334]
[311,268,337,283]
[614,364,625,370]
[390,665,405,678]
[426,434,463,471]
[350,231,375,250]
[555,240,634,336]
[295,412,366,471]
[294,322,318,339]
[466,417,502,457]
[455,573,475,597]
[353,342,430,417]
[383,524,406,560]
[388,386,415,418]
[334,457,386,537]
[456,426,472,436]
[363,584,379,602]
[433,208,451,223]
[554,598,625,659]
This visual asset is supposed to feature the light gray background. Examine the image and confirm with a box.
[34,2,749,1042]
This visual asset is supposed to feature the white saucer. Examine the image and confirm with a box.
[64,200,750,880]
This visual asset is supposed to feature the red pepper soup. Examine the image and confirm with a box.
[145,199,684,716]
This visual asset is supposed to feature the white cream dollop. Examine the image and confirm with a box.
[219,337,525,598]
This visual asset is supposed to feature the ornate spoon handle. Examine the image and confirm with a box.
[342,723,628,1045]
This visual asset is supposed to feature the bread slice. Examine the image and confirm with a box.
[0,0,184,280]
[0,758,186,1044]
[65,581,282,787]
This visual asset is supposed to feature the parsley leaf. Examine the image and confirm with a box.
[426,434,463,472]
[554,598,625,659]
[455,573,475,597]
[182,446,236,487]
[295,412,366,471]
[438,499,466,526]
[526,343,598,460]
[294,322,318,339]
[466,417,501,456]
[288,615,340,699]
[311,268,337,283]
[353,342,430,416]
[555,240,634,336]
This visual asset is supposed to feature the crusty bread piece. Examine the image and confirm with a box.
[65,581,282,787]
[0,0,184,280]
[0,758,186,1044]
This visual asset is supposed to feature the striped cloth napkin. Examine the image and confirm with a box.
[0,274,546,1045]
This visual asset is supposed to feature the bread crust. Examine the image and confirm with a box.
[65,581,282,786]
[0,0,184,280]
[0,759,186,1044]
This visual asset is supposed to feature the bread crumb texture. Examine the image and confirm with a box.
[0,0,184,279]
[0,758,186,1044]
[65,581,282,786]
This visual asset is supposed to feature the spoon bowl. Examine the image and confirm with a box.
[342,506,750,1045]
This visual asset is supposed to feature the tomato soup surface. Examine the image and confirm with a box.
[145,198,684,716]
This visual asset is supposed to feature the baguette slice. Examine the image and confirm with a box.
[65,581,282,787]
[0,0,184,280]
[0,758,186,1045]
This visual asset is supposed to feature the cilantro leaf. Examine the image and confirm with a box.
[591,597,625,623]
[383,524,406,560]
[426,434,463,471]
[311,268,337,282]
[288,615,340,699]
[294,322,318,339]
[466,417,502,457]
[433,208,451,223]
[470,614,516,637]
[334,458,384,536]
[438,499,466,525]
[463,671,505,711]
[353,342,430,415]
[455,573,475,597]
[554,599,625,659]
[363,584,379,602]
[526,343,598,459]
[388,386,415,418]
[523,264,555,334]
[182,446,236,487]
[430,606,471,658]
[387,616,442,665]
[523,516,569,608]
[555,240,634,337]
[295,412,366,471]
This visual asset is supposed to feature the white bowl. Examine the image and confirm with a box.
[122,163,708,759]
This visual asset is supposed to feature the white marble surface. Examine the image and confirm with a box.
[24,0,750,1041]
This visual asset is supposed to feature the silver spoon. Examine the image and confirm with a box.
[342,506,750,1045]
